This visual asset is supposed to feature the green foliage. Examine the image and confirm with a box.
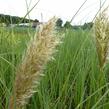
[64,21,73,28]
[82,22,93,30]
[0,14,34,25]
[56,18,63,28]
[0,28,109,109]
[64,21,93,30]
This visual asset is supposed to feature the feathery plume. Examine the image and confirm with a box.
[94,8,109,69]
[9,17,61,109]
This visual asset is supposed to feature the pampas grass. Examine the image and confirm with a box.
[94,8,109,69]
[9,17,61,109]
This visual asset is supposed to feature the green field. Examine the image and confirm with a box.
[1,26,109,109]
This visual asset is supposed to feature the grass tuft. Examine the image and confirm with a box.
[9,17,61,109]
[94,8,109,69]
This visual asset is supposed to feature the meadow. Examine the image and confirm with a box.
[1,21,109,109]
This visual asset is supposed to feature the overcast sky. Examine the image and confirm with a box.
[0,0,109,25]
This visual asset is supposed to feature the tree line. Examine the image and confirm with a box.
[56,18,93,30]
[0,14,33,26]
[0,14,93,29]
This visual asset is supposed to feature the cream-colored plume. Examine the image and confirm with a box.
[9,17,61,109]
[94,8,109,69]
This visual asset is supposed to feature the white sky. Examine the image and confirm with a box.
[0,0,109,25]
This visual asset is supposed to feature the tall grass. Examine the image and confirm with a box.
[1,19,109,109]
[9,17,61,109]
[0,27,34,109]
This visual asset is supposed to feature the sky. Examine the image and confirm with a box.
[0,0,109,25]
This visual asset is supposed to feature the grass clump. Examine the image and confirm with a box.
[94,8,109,69]
[1,9,109,109]
[9,17,61,109]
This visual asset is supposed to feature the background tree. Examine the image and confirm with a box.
[64,21,73,29]
[56,18,63,28]
[82,22,93,30]
[0,14,34,25]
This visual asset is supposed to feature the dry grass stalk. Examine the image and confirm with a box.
[9,17,61,109]
[94,8,109,69]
